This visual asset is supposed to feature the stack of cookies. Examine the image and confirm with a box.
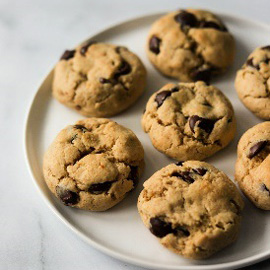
[42,8,270,260]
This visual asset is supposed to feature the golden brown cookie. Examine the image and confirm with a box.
[53,42,147,117]
[142,81,236,161]
[235,45,270,119]
[147,9,235,82]
[235,122,270,210]
[138,161,244,259]
[43,118,144,211]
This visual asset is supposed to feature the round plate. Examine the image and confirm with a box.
[24,11,270,270]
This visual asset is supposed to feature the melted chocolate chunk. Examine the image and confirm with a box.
[155,90,172,107]
[80,40,97,56]
[60,50,75,60]
[128,166,139,188]
[171,171,194,184]
[189,115,215,134]
[189,115,201,133]
[114,61,131,79]
[89,181,115,195]
[149,217,175,238]
[174,10,198,28]
[99,77,111,84]
[192,168,207,176]
[248,141,268,158]
[199,20,227,31]
[175,161,184,166]
[149,36,161,54]
[73,125,89,133]
[190,68,212,83]
[56,187,79,206]
[171,86,179,92]
[197,118,215,133]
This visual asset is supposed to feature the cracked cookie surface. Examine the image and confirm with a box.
[235,46,270,119]
[43,118,144,211]
[147,9,235,82]
[137,161,244,259]
[235,122,270,210]
[53,42,147,117]
[142,81,236,161]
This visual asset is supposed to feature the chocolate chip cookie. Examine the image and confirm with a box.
[235,46,270,119]
[142,81,236,161]
[138,161,244,259]
[235,122,270,210]
[53,42,147,117]
[147,9,235,83]
[43,118,144,211]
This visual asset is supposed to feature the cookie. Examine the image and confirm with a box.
[43,118,144,211]
[142,81,236,161]
[53,42,147,117]
[235,46,270,119]
[235,122,270,210]
[138,161,244,259]
[146,9,235,83]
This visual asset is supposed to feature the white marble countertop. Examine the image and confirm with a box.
[2,0,270,269]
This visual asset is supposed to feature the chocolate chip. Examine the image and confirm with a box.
[248,141,268,158]
[75,105,81,110]
[171,86,179,93]
[60,50,75,60]
[246,58,259,70]
[175,161,183,166]
[171,171,194,184]
[155,90,172,107]
[80,40,97,56]
[56,187,79,206]
[149,36,161,54]
[192,168,207,176]
[190,68,212,83]
[114,61,131,79]
[73,125,89,133]
[174,10,198,28]
[99,77,111,84]
[261,184,270,195]
[261,45,270,50]
[199,21,227,31]
[189,115,215,134]
[128,166,139,188]
[89,181,115,195]
[149,217,175,238]
[175,225,190,237]
[197,118,215,133]
[189,115,201,133]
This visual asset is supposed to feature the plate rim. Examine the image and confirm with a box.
[23,10,270,270]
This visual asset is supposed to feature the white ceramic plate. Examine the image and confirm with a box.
[24,11,270,270]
